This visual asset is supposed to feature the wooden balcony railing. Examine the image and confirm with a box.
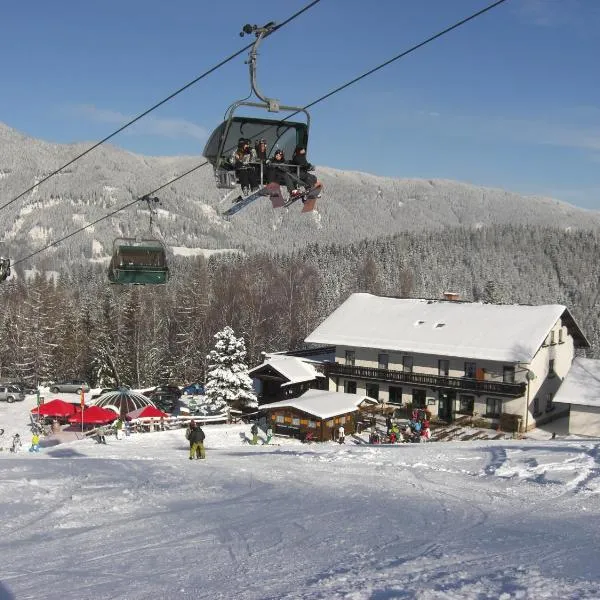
[324,363,526,398]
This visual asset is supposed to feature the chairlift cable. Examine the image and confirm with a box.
[0,0,323,215]
[10,0,507,269]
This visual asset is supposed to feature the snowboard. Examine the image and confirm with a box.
[283,182,323,212]
[222,182,280,218]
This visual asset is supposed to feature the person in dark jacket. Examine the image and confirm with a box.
[188,422,206,459]
[290,145,317,192]
[268,149,296,195]
[254,138,272,186]
[230,138,259,195]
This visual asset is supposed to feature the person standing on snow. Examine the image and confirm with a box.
[114,418,124,440]
[265,426,273,445]
[29,433,40,452]
[188,423,206,460]
[11,433,22,453]
[338,424,345,444]
[250,422,259,445]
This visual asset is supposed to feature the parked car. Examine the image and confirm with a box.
[4,381,37,395]
[149,391,180,413]
[183,383,205,396]
[0,385,25,403]
[90,388,118,400]
[49,380,90,394]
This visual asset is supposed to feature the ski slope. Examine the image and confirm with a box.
[1,395,599,599]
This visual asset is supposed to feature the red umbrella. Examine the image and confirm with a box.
[67,405,117,425]
[31,399,79,418]
[126,405,169,420]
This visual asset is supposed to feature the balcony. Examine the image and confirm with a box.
[324,363,526,398]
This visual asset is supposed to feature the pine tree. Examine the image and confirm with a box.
[204,326,257,413]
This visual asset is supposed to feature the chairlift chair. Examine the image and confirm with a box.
[108,238,169,285]
[203,22,311,190]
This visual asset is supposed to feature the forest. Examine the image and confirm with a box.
[1,224,598,387]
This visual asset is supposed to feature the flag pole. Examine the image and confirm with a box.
[80,388,85,434]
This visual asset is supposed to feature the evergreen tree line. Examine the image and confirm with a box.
[1,224,598,387]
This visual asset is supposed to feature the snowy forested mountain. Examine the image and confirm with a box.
[2,123,600,386]
[1,121,600,274]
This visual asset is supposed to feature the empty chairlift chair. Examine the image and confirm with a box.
[108,238,169,285]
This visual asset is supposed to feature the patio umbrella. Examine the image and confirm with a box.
[126,405,169,420]
[31,399,80,418]
[67,405,117,425]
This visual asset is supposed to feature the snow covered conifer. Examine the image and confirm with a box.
[204,326,257,412]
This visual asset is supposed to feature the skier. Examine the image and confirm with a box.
[96,426,107,444]
[114,418,124,440]
[188,423,206,460]
[338,424,345,444]
[250,422,259,445]
[230,138,259,195]
[265,425,273,445]
[10,433,22,453]
[269,149,296,196]
[29,433,40,452]
[290,145,318,193]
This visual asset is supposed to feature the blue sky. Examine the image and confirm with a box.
[1,0,600,209]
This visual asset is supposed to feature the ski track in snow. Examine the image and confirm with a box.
[1,396,600,599]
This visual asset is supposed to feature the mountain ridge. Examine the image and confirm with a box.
[1,121,598,271]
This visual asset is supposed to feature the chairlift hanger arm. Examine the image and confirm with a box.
[240,22,279,110]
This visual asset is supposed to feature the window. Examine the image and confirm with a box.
[345,350,355,366]
[344,380,357,394]
[412,389,426,408]
[550,330,555,345]
[276,415,284,423]
[308,420,316,428]
[548,359,555,377]
[558,329,564,343]
[389,386,402,405]
[292,417,300,426]
[366,383,379,400]
[378,353,389,370]
[546,393,554,412]
[464,362,476,378]
[503,367,515,384]
[486,397,502,418]
[533,397,540,416]
[459,395,474,414]
[340,416,346,424]
[403,356,413,373]
[438,360,449,377]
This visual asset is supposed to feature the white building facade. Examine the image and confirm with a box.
[305,294,589,431]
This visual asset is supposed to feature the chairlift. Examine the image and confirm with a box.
[107,196,169,285]
[203,22,310,190]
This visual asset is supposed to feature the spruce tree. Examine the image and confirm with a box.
[204,326,257,413]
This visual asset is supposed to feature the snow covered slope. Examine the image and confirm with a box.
[0,395,599,599]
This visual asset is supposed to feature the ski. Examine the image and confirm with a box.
[221,183,279,218]
[282,182,323,210]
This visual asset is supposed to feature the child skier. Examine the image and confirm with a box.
[29,433,40,452]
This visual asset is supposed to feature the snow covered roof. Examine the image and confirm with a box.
[261,389,377,420]
[248,355,324,386]
[305,293,588,363]
[554,357,600,408]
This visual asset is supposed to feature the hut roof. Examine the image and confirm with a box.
[261,389,377,420]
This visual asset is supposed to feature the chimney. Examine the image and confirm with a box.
[443,292,460,301]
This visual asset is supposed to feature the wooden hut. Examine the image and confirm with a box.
[261,389,378,441]
[249,354,329,405]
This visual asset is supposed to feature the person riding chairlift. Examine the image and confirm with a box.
[230,137,259,196]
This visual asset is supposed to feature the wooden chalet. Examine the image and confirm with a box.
[261,389,378,441]
[249,350,333,405]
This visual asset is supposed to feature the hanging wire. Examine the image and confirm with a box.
[10,0,509,269]
[0,0,323,215]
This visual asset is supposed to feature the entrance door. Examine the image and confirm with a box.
[438,390,455,421]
